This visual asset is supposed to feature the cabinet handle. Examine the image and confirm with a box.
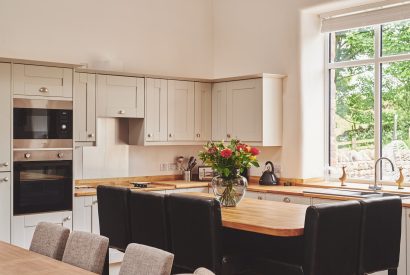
[119,110,125,114]
[169,133,172,138]
[88,133,94,138]
[283,197,291,203]
[257,196,263,200]
[227,134,231,138]
[62,216,71,222]
[147,134,151,138]
[2,162,9,167]
[39,87,48,93]
[196,133,201,138]
[92,200,98,205]
[1,177,8,182]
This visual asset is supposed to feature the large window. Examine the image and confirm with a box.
[328,19,410,182]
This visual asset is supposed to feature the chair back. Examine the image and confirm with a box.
[303,201,362,275]
[29,222,70,260]
[129,191,169,251]
[166,194,223,274]
[119,243,174,275]
[358,196,402,274]
[62,231,109,274]
[97,185,131,251]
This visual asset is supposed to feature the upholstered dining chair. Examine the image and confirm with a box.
[119,243,174,275]
[176,267,216,275]
[29,222,70,261]
[62,231,109,274]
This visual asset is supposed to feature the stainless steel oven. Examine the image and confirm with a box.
[13,99,73,148]
[13,150,73,215]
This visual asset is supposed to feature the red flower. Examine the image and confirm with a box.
[250,147,260,156]
[236,144,246,151]
[220,148,233,158]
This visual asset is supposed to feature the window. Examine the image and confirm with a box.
[327,19,410,182]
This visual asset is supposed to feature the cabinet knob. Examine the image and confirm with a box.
[24,153,31,159]
[257,196,263,200]
[119,110,125,114]
[227,134,231,138]
[88,133,94,138]
[147,134,151,138]
[39,87,48,93]
[283,197,291,203]
[92,200,98,205]
[2,162,9,167]
[57,152,64,159]
[62,216,71,222]
[2,177,8,182]
[196,133,201,138]
[169,133,172,138]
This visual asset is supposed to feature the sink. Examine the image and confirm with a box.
[303,188,410,199]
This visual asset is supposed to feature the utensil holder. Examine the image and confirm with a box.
[184,171,191,182]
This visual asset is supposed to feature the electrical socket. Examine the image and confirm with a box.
[160,163,168,171]
[168,163,177,171]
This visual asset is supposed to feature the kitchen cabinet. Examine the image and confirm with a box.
[265,193,311,205]
[144,78,168,142]
[167,80,195,141]
[74,73,96,142]
[0,63,11,172]
[0,173,10,243]
[311,198,341,205]
[212,76,283,146]
[96,74,144,118]
[13,64,73,98]
[11,211,72,249]
[165,187,209,194]
[73,196,99,235]
[212,82,228,141]
[246,191,266,200]
[194,82,212,141]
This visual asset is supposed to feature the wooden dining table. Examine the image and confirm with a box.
[185,192,309,237]
[0,241,96,275]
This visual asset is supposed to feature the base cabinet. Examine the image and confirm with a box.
[165,187,208,194]
[0,173,10,243]
[73,196,99,235]
[11,211,72,249]
[265,193,311,205]
[245,191,266,200]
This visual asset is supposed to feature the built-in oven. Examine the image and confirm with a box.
[13,99,73,148]
[13,150,73,215]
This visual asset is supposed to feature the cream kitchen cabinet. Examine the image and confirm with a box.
[97,74,144,118]
[144,78,168,142]
[74,73,96,142]
[311,198,341,205]
[0,63,11,172]
[73,196,100,235]
[265,193,311,205]
[212,75,283,146]
[194,82,212,141]
[245,191,266,200]
[0,173,10,243]
[167,80,195,141]
[11,211,72,249]
[13,64,73,98]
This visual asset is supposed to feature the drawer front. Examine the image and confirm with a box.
[13,64,73,98]
[24,211,72,227]
[311,198,340,205]
[245,191,265,200]
[265,193,311,205]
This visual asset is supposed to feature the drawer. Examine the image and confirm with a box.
[24,211,72,227]
[245,191,265,200]
[13,64,73,98]
[265,193,311,205]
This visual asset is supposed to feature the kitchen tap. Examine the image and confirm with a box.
[370,157,395,191]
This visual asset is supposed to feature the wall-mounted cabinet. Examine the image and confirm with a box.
[97,75,144,118]
[145,78,168,142]
[194,82,212,141]
[74,73,96,143]
[212,76,283,146]
[13,64,73,98]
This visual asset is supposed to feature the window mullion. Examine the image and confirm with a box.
[374,25,382,180]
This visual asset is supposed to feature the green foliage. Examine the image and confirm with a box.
[333,21,410,147]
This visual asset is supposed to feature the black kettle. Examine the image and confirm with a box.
[259,161,279,185]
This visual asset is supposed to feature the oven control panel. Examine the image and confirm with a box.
[13,150,73,161]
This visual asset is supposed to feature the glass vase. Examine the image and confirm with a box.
[211,174,248,207]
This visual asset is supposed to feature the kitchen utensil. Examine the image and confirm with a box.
[187,156,195,170]
[184,171,191,182]
[259,161,278,185]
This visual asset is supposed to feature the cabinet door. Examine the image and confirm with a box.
[97,75,144,118]
[194,82,212,141]
[73,196,92,232]
[145,78,168,142]
[265,193,311,205]
[212,82,227,141]
[168,80,195,141]
[0,173,10,242]
[0,63,11,172]
[13,64,72,98]
[91,196,100,235]
[311,198,339,205]
[227,79,262,142]
[74,73,96,142]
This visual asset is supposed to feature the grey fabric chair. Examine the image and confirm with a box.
[119,243,174,275]
[194,267,216,275]
[29,222,70,261]
[62,231,109,275]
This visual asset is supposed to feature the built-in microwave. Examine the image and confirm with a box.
[13,99,73,148]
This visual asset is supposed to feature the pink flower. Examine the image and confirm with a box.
[236,143,246,151]
[220,148,232,158]
[250,147,260,156]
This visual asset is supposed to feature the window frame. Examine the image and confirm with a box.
[325,23,410,183]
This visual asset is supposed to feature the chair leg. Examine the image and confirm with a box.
[388,268,397,275]
[102,247,109,275]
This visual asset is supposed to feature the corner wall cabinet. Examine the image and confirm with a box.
[74,73,96,142]
[13,64,73,98]
[96,75,144,118]
[212,76,283,146]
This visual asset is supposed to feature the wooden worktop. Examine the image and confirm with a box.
[185,192,308,237]
[0,241,95,275]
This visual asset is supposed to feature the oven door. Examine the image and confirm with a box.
[13,160,73,215]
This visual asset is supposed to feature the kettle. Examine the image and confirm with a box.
[259,161,279,185]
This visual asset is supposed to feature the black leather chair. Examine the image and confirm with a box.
[97,185,131,252]
[166,193,238,275]
[358,196,402,275]
[129,191,169,251]
[251,200,362,275]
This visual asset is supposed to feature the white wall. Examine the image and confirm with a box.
[0,0,214,78]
